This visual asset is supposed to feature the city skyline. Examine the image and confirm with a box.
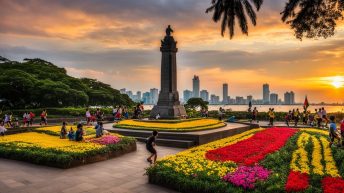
[1,0,343,103]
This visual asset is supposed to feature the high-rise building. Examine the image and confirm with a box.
[192,75,200,98]
[183,90,193,103]
[263,84,270,104]
[270,93,278,105]
[223,83,229,104]
[142,92,151,104]
[150,88,159,105]
[200,90,209,102]
[210,94,220,104]
[136,91,142,101]
[284,91,295,105]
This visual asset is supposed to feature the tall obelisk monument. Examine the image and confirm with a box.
[150,25,187,119]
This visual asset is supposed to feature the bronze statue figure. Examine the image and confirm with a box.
[166,25,173,36]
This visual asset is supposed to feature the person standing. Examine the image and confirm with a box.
[285,110,292,127]
[294,109,300,127]
[252,107,258,123]
[268,108,275,126]
[86,108,91,126]
[317,108,323,128]
[329,116,340,147]
[146,130,158,164]
[40,109,48,126]
[218,107,224,121]
[23,112,28,127]
[322,107,328,128]
[0,122,7,136]
[29,111,35,126]
[4,113,12,128]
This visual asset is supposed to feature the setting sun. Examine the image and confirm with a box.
[331,76,344,88]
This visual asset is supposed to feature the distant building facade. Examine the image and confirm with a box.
[200,90,209,102]
[210,94,220,104]
[284,91,295,105]
[263,84,270,104]
[183,89,193,103]
[270,93,278,105]
[150,88,159,105]
[222,83,229,104]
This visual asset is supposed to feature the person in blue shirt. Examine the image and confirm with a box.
[329,116,340,147]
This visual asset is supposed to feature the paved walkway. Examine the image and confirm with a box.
[0,143,183,193]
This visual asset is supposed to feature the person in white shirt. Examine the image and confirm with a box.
[86,108,91,125]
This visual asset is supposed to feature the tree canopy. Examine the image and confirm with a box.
[207,0,344,40]
[185,98,209,110]
[0,57,134,109]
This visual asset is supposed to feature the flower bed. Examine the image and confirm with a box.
[0,127,136,168]
[147,128,344,193]
[114,118,226,132]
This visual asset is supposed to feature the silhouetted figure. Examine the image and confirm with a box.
[166,25,173,36]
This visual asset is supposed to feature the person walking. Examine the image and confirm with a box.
[285,110,292,127]
[268,108,275,126]
[322,107,328,128]
[252,107,258,123]
[146,131,158,164]
[123,107,129,119]
[294,109,300,127]
[329,116,340,147]
[86,108,91,125]
[29,111,35,126]
[40,110,48,126]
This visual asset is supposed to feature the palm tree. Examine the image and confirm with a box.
[206,0,264,39]
[281,0,344,40]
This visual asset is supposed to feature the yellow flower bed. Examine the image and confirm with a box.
[158,128,264,177]
[116,119,226,131]
[290,132,311,174]
[319,136,340,177]
[289,128,340,177]
[310,135,324,175]
[0,132,103,153]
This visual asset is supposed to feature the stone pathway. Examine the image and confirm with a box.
[0,143,183,193]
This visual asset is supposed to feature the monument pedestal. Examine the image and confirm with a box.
[150,26,187,119]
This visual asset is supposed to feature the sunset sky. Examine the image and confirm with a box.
[0,0,343,103]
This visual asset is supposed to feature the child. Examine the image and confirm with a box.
[146,130,158,164]
[0,122,7,136]
[60,122,67,139]
[329,116,340,147]
[67,127,75,141]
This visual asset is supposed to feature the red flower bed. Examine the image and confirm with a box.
[322,176,344,193]
[205,128,297,165]
[285,171,309,192]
